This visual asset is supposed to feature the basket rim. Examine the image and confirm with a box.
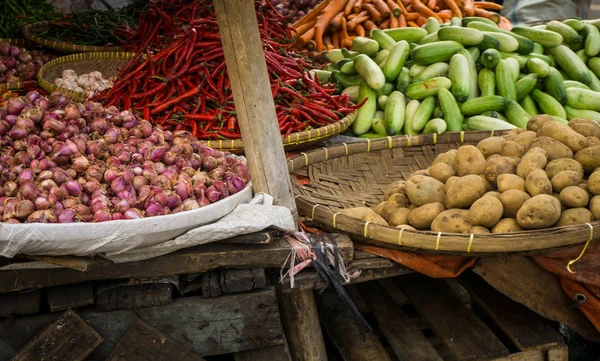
[288,130,597,255]
[37,51,136,102]
[22,21,125,53]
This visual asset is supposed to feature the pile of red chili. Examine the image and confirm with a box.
[93,0,358,140]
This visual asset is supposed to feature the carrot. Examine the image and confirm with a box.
[347,13,357,19]
[407,20,419,27]
[427,0,437,10]
[416,16,427,26]
[363,20,378,32]
[306,40,317,51]
[347,12,369,30]
[373,0,392,18]
[387,0,401,16]
[380,19,390,28]
[438,9,453,18]
[294,20,317,37]
[395,0,409,15]
[499,16,513,30]
[314,0,348,52]
[362,3,383,22]
[474,1,503,10]
[324,35,333,48]
[389,12,399,27]
[342,38,354,48]
[299,27,316,45]
[462,0,475,16]
[345,0,358,15]
[411,0,443,22]
[405,12,420,20]
[475,8,501,23]
[443,0,462,18]
[341,16,350,39]
[330,11,345,31]
[454,0,462,6]
[398,13,407,26]
[331,30,340,48]
[353,0,363,12]
[355,24,366,36]
[434,6,440,11]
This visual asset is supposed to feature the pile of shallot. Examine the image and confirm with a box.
[54,70,114,97]
[0,42,52,83]
[0,91,250,224]
[271,0,318,21]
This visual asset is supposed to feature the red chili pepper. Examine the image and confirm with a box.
[151,87,200,115]
[227,116,236,132]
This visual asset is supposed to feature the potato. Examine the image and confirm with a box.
[375,201,387,215]
[587,170,600,195]
[516,148,547,178]
[587,136,600,147]
[559,186,590,208]
[409,204,418,211]
[589,195,600,219]
[516,194,562,229]
[554,208,594,227]
[501,140,526,158]
[544,158,584,180]
[570,122,600,139]
[396,224,416,231]
[497,174,526,192]
[469,196,504,228]
[470,226,491,234]
[502,128,527,141]
[525,169,552,196]
[515,130,537,149]
[445,175,488,209]
[480,175,495,192]
[431,209,472,233]
[550,171,583,193]
[538,121,589,152]
[492,218,524,233]
[432,149,458,167]
[341,207,375,220]
[411,169,430,177]
[389,208,411,227]
[569,118,600,127]
[429,162,456,183]
[499,190,531,218]
[484,191,502,199]
[388,193,410,208]
[445,176,459,193]
[477,137,505,158]
[578,182,593,199]
[408,202,445,229]
[484,156,517,185]
[363,212,389,226]
[529,136,574,161]
[405,175,446,206]
[383,180,406,200]
[455,145,486,176]
[551,193,566,212]
[527,114,554,132]
[380,194,410,220]
[574,145,600,174]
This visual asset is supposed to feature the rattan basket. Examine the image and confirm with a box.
[288,131,599,255]
[0,38,41,93]
[201,112,355,154]
[22,21,125,53]
[37,52,136,102]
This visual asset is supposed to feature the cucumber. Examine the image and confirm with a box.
[482,111,508,121]
[378,95,388,109]
[437,87,464,131]
[404,99,421,135]
[530,89,567,118]
[477,34,501,50]
[525,53,555,67]
[458,48,479,99]
[383,28,428,43]
[383,40,410,82]
[543,67,567,104]
[588,70,600,92]
[433,104,444,118]
[423,118,447,134]
[550,116,569,124]
[411,41,464,65]
[352,37,380,56]
[584,24,600,57]
[340,61,357,75]
[504,57,521,82]
[504,100,531,129]
[515,73,538,101]
[341,49,358,60]
[569,36,585,52]
[331,71,365,88]
[384,91,406,135]
[462,17,498,28]
[309,70,332,82]
[451,17,462,27]
[481,48,501,69]
[358,133,388,138]
[511,26,564,48]
[409,63,427,78]
[460,96,505,115]
[406,77,452,100]
[424,17,441,35]
[546,20,581,44]
[341,85,360,103]
[563,80,591,90]
[375,110,384,120]
[466,47,480,65]
[354,54,386,90]
[418,31,439,45]
[588,57,600,78]
[373,49,390,65]
[396,67,411,93]
[467,22,534,54]
[465,116,517,130]
[576,49,589,64]
[553,45,593,85]
[566,87,600,111]
[371,29,396,50]
[532,42,544,54]
[448,53,471,103]
[412,96,436,131]
[438,27,484,46]
[374,82,395,97]
[499,52,528,69]
[371,118,387,135]
[478,68,496,96]
[334,58,352,70]
[352,83,377,135]
[325,49,345,63]
[519,95,539,116]
[482,31,518,53]
[564,106,600,122]
[563,18,585,32]
[527,58,550,77]
[496,59,517,101]
[412,62,449,82]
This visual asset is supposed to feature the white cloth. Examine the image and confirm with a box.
[501,0,578,25]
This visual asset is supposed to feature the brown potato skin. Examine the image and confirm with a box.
[525,169,553,196]
[538,121,589,152]
[589,195,600,219]
[515,131,537,149]
[574,145,600,174]
[501,141,526,158]
[492,218,524,233]
[484,156,517,186]
[384,180,406,200]
[432,149,458,167]
[469,196,504,228]
[554,208,594,227]
[388,208,411,227]
[499,190,531,218]
[429,163,456,183]
[529,136,574,161]
[550,171,583,193]
[497,174,526,192]
[408,202,445,229]
[527,114,554,132]
[405,175,446,206]
[517,148,548,178]
[545,158,584,180]
[570,123,600,139]
[470,226,491,234]
[586,136,600,147]
[445,175,488,209]
[431,209,472,233]
[516,194,562,229]
[455,145,486,176]
[559,186,590,208]
[476,137,505,158]
[587,171,600,195]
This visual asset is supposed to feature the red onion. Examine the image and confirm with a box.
[64,180,82,196]
[209,167,225,181]
[83,180,100,193]
[182,198,200,211]
[110,176,127,193]
[0,120,10,136]
[103,168,121,183]
[4,181,18,196]
[52,168,71,184]
[26,209,56,223]
[90,118,108,134]
[17,168,34,184]
[145,201,164,217]
[174,180,192,200]
[132,175,148,190]
[24,91,40,104]
[112,212,124,220]
[35,195,51,210]
[202,156,218,171]
[19,182,40,200]
[57,209,77,223]
[104,127,120,144]
[42,119,65,135]
[232,161,250,182]
[21,107,43,124]
[213,181,229,199]
[205,185,221,203]
[4,198,34,220]
[8,126,28,140]
[39,179,58,191]
[146,146,165,162]
[85,165,103,181]
[49,186,65,201]
[64,104,81,120]
[106,156,121,168]
[150,175,171,190]
[6,98,25,115]
[93,209,112,222]
[124,208,143,219]
[72,156,90,172]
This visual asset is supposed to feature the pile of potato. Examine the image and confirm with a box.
[341,115,600,234]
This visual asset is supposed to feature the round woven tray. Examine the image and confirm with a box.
[37,52,135,102]
[201,111,356,154]
[288,131,599,255]
[22,21,125,53]
[0,38,40,93]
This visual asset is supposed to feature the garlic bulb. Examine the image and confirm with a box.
[54,69,114,97]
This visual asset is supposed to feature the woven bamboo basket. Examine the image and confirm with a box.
[288,131,599,255]
[22,21,125,53]
[0,38,41,93]
[201,111,355,154]
[37,52,135,102]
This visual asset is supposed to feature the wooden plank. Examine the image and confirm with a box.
[353,250,380,260]
[378,278,409,306]
[12,309,103,361]
[219,230,280,245]
[547,346,569,361]
[202,271,221,298]
[316,291,392,361]
[473,256,600,342]
[491,350,545,361]
[460,272,564,352]
[345,284,370,314]
[96,283,172,311]
[220,268,266,294]
[213,0,298,221]
[105,320,206,361]
[0,290,41,317]
[0,236,353,293]
[233,345,292,361]
[47,282,94,312]
[277,289,327,361]
[357,281,444,361]
[24,255,94,271]
[395,274,509,361]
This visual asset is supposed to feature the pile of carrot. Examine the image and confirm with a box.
[294,0,510,52]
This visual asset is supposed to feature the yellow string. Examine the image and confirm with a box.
[467,234,474,253]
[567,223,594,273]
[311,204,319,219]
[366,139,371,152]
[490,130,495,137]
[398,228,404,245]
[287,160,294,172]
[333,212,340,228]
[364,221,371,237]
[406,135,412,147]
[323,147,329,160]
[343,143,349,156]
[301,152,309,166]
[435,232,442,251]
[387,136,393,149]
[460,131,465,143]
[433,133,437,144]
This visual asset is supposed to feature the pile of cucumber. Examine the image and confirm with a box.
[316,16,600,138]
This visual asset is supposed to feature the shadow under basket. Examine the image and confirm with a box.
[288,130,598,256]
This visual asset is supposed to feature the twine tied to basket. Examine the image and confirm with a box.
[567,223,594,274]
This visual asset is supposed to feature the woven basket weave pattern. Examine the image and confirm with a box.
[23,21,124,53]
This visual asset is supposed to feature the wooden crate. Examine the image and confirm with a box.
[317,272,568,361]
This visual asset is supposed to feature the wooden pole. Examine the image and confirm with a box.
[213,0,298,223]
